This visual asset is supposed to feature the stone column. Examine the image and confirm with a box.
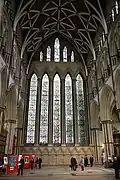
[35,78,41,144]
[48,78,53,145]
[0,0,4,36]
[61,78,66,145]
[91,128,100,162]
[5,119,16,154]
[22,77,29,144]
[101,120,114,159]
[72,78,78,145]
[15,127,22,154]
[51,43,54,61]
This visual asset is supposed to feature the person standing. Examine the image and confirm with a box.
[70,157,77,171]
[113,156,120,179]
[38,157,42,169]
[17,157,24,176]
[89,155,94,167]
[84,156,88,167]
[30,157,34,170]
[79,157,84,171]
[36,157,39,169]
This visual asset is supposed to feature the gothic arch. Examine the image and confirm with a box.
[115,69,120,109]
[90,100,99,128]
[100,85,115,121]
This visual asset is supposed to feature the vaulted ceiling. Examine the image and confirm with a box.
[14,0,107,71]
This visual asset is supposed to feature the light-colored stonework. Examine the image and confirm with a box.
[20,146,93,165]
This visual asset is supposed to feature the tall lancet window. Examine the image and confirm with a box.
[71,51,74,62]
[40,74,49,143]
[53,74,61,143]
[116,1,118,14]
[76,74,85,144]
[63,46,67,62]
[112,9,115,21]
[54,38,60,62]
[46,46,51,61]
[65,74,73,143]
[40,51,43,61]
[27,74,37,143]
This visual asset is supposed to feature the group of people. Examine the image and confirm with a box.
[70,155,94,171]
[17,156,42,176]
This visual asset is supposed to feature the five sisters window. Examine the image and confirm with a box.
[26,38,85,145]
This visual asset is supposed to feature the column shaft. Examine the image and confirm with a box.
[61,78,66,144]
[72,79,78,145]
[35,78,41,144]
[91,128,99,162]
[102,120,114,159]
[5,120,16,154]
[48,78,53,145]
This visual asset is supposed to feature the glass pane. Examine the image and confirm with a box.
[63,46,67,62]
[46,46,51,61]
[112,9,114,21]
[116,1,118,14]
[40,51,43,61]
[54,38,60,62]
[71,51,74,62]
[40,74,49,143]
[27,74,37,143]
[53,74,61,143]
[65,74,73,143]
[76,74,85,145]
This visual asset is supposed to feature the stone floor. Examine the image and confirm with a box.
[0,166,116,180]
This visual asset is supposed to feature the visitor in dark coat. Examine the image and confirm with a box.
[30,158,34,170]
[38,157,42,169]
[17,157,24,176]
[113,156,120,179]
[84,156,88,167]
[70,157,77,171]
[89,156,94,167]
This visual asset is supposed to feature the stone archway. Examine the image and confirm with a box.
[5,85,17,154]
[100,85,115,159]
[115,69,120,114]
[90,100,101,162]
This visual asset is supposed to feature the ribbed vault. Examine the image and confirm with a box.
[14,0,107,73]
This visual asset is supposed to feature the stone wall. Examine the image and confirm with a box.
[20,145,93,165]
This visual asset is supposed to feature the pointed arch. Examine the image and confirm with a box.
[65,74,73,143]
[76,74,85,144]
[54,38,60,62]
[40,51,43,61]
[40,73,49,143]
[46,46,51,61]
[27,73,37,143]
[63,46,67,62]
[71,51,74,62]
[53,74,61,143]
[116,1,118,14]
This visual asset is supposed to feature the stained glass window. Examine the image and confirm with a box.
[53,74,61,143]
[76,74,85,145]
[116,1,118,14]
[40,51,43,61]
[46,46,51,61]
[112,9,115,21]
[63,46,67,62]
[71,51,74,62]
[26,74,37,143]
[65,74,73,143]
[40,74,49,143]
[54,38,60,62]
